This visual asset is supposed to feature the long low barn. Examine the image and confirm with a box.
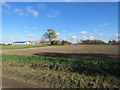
[12,41,31,46]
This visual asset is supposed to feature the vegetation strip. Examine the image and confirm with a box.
[2,54,120,88]
[1,45,64,50]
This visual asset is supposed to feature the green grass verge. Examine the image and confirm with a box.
[2,54,120,88]
[1,45,48,50]
[1,45,64,50]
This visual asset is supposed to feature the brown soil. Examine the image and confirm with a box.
[1,45,119,59]
[2,45,119,88]
[2,76,42,88]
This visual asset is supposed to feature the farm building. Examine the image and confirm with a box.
[12,41,32,46]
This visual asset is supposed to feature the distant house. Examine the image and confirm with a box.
[12,41,32,46]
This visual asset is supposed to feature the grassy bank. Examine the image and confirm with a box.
[2,54,120,88]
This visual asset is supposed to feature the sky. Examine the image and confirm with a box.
[1,2,119,43]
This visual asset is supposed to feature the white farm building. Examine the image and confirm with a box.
[12,41,32,46]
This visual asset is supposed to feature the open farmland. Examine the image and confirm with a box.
[1,45,50,50]
[2,45,120,88]
[2,45,119,59]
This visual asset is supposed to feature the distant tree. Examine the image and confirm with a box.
[51,41,53,45]
[8,44,11,45]
[0,43,5,45]
[112,40,118,45]
[83,40,87,44]
[94,39,97,44]
[56,40,60,45]
[108,40,112,45]
[68,42,72,45]
[62,40,67,45]
[62,40,65,45]
[43,29,57,45]
[61,40,72,45]
[81,39,106,45]
[65,41,68,45]
[62,40,71,45]
[51,40,56,45]
[80,40,83,44]
[118,41,120,45]
[87,40,91,44]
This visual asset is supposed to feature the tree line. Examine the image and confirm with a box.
[42,29,119,45]
[1,29,119,46]
[78,40,120,45]
[51,40,72,45]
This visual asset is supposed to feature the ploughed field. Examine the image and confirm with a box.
[2,45,120,88]
[2,45,119,59]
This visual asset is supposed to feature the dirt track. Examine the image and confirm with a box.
[2,45,119,59]
[2,77,40,88]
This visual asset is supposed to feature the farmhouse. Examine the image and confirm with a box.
[12,41,32,46]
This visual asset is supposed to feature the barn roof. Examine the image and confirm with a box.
[13,41,26,43]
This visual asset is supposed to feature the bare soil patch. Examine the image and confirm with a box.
[2,45,119,59]
[2,76,40,88]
